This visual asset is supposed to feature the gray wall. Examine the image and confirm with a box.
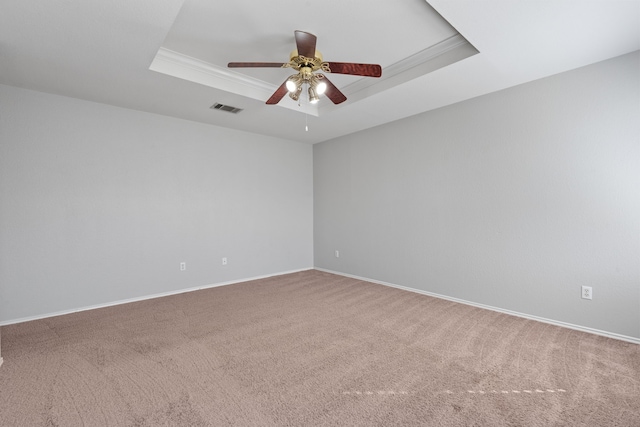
[314,52,640,340]
[2,52,638,342]
[0,84,313,323]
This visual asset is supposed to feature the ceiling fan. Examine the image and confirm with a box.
[228,30,382,105]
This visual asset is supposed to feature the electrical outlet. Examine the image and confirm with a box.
[335,250,340,258]
[581,286,592,300]
[222,257,227,266]
[180,262,186,271]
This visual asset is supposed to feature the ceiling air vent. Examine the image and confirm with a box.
[210,103,243,114]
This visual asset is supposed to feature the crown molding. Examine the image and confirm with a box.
[149,48,319,115]
[318,34,478,112]
[150,33,477,117]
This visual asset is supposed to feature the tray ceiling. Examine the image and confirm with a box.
[0,0,638,143]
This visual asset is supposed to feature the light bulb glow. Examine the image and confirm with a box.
[286,74,302,93]
[316,81,327,95]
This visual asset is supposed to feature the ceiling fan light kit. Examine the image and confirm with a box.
[228,30,382,106]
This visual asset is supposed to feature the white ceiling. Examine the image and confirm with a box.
[1,0,638,144]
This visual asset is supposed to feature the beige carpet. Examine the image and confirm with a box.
[0,270,638,426]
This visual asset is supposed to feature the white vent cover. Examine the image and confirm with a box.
[210,103,243,114]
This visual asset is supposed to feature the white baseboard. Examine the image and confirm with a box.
[0,268,314,327]
[315,268,640,345]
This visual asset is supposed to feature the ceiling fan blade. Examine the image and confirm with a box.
[228,62,286,68]
[326,62,382,77]
[266,80,289,105]
[321,76,347,105]
[294,30,317,58]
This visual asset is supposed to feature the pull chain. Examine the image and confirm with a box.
[304,87,308,131]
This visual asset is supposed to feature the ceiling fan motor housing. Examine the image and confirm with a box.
[288,50,331,76]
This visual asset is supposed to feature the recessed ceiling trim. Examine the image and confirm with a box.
[150,34,476,118]
[318,33,478,113]
[149,48,319,116]
[368,34,471,83]
[152,48,273,91]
